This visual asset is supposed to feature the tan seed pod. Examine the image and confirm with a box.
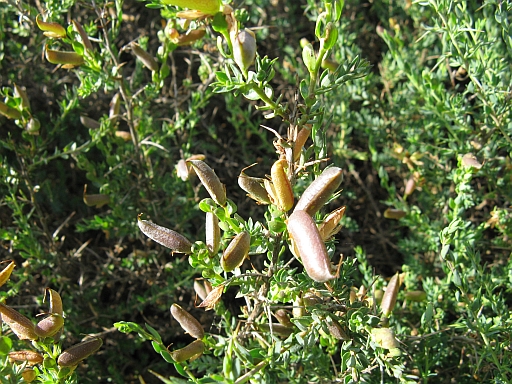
[21,369,37,383]
[170,304,204,339]
[318,206,346,241]
[371,327,400,350]
[294,167,343,216]
[404,178,416,197]
[326,318,349,340]
[274,309,293,328]
[194,280,208,301]
[115,131,132,142]
[270,159,294,212]
[0,260,15,288]
[293,125,311,162]
[0,303,38,340]
[130,42,159,72]
[287,210,335,282]
[36,14,67,38]
[57,337,103,367]
[238,166,271,204]
[381,272,401,317]
[383,208,406,220]
[188,160,226,206]
[258,323,293,338]
[80,115,101,130]
[8,350,44,366]
[205,212,220,256]
[221,231,250,272]
[137,215,193,254]
[177,28,207,46]
[169,340,205,363]
[45,46,84,66]
[35,313,64,338]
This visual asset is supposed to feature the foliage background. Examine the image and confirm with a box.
[1,0,511,382]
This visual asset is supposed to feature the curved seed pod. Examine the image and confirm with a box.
[287,210,335,283]
[383,208,406,220]
[188,160,226,206]
[36,14,67,38]
[130,42,158,72]
[8,350,44,366]
[293,125,311,162]
[169,340,205,363]
[170,304,204,339]
[0,303,38,340]
[238,167,271,204]
[138,216,193,254]
[57,337,103,367]
[294,167,343,216]
[381,272,401,317]
[274,309,293,328]
[46,288,63,316]
[109,93,121,122]
[45,46,84,66]
[0,260,15,288]
[0,101,22,120]
[205,212,220,256]
[221,231,250,272]
[35,313,64,338]
[318,206,346,241]
[270,159,294,212]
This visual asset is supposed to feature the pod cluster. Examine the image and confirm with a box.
[169,304,205,362]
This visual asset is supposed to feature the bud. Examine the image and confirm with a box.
[205,212,220,256]
[287,210,335,282]
[35,313,64,338]
[238,166,271,205]
[383,208,406,220]
[57,337,103,367]
[170,304,204,339]
[318,206,346,241]
[381,272,401,317]
[188,160,226,206]
[26,118,40,135]
[0,303,38,340]
[137,215,193,254]
[221,231,251,272]
[302,43,316,73]
[294,167,343,216]
[45,46,84,66]
[162,0,222,15]
[0,260,15,288]
[170,340,205,362]
[231,29,256,76]
[36,14,67,38]
[130,42,159,72]
[8,350,44,366]
[270,159,294,212]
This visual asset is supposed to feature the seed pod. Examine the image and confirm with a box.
[274,309,293,328]
[170,304,204,339]
[294,167,343,216]
[287,210,335,283]
[0,101,22,120]
[326,318,349,340]
[14,84,30,110]
[371,327,400,350]
[270,159,294,212]
[21,369,37,383]
[188,160,226,206]
[162,0,222,15]
[404,178,416,197]
[45,46,84,66]
[109,93,121,122]
[115,131,132,141]
[205,212,220,256]
[80,115,101,130]
[130,42,158,72]
[0,260,15,288]
[238,167,271,204]
[35,313,64,338]
[177,28,207,46]
[83,185,109,208]
[36,14,66,38]
[194,280,208,301]
[258,323,293,338]
[169,340,205,362]
[293,125,311,162]
[318,206,346,241]
[231,28,257,75]
[57,337,103,367]
[381,272,401,317]
[138,216,193,254]
[0,303,38,340]
[221,231,250,272]
[72,20,93,51]
[404,290,427,302]
[383,208,406,220]
[8,350,44,366]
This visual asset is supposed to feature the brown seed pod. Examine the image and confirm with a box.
[274,309,294,328]
[35,14,67,38]
[45,46,84,66]
[381,272,401,317]
[57,337,103,367]
[0,260,15,288]
[169,340,205,363]
[326,318,349,340]
[137,215,193,254]
[221,231,251,272]
[46,288,63,317]
[270,159,294,212]
[293,125,311,162]
[0,303,38,340]
[294,167,343,216]
[287,210,335,283]
[130,42,158,72]
[170,304,204,339]
[205,212,220,256]
[8,350,44,366]
[188,160,226,206]
[258,323,294,338]
[318,206,346,241]
[383,208,406,220]
[72,20,93,51]
[35,313,64,338]
[238,166,271,204]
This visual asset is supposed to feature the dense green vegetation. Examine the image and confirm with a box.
[1,0,511,382]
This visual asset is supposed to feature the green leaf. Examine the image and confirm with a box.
[0,336,12,355]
